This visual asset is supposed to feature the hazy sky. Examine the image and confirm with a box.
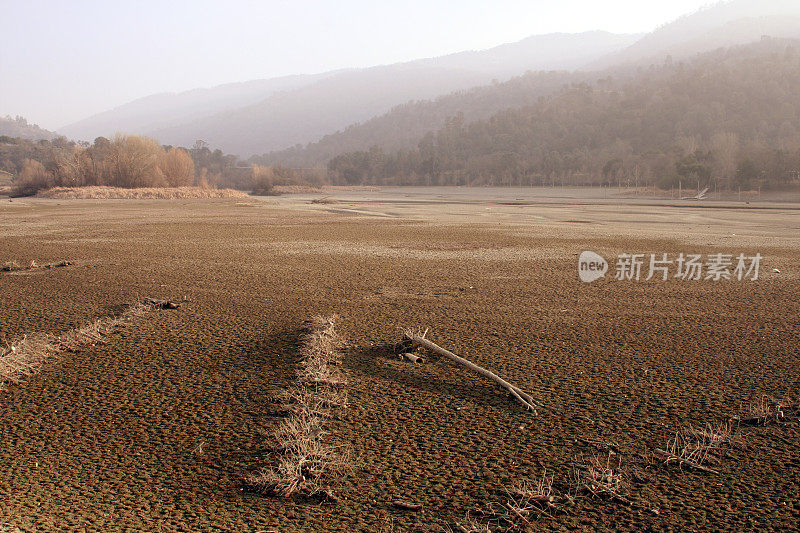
[1,0,716,130]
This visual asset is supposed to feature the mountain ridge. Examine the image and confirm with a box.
[58,31,641,155]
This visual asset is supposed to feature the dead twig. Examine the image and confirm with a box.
[392,501,422,511]
[573,453,630,504]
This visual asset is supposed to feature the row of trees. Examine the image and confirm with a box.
[0,135,324,196]
[7,135,195,196]
[327,40,800,190]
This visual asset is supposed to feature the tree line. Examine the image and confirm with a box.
[0,135,319,196]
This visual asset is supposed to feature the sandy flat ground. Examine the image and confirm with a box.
[0,189,798,532]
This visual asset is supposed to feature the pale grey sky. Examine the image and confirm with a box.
[1,0,718,129]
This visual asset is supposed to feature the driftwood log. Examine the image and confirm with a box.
[397,331,541,412]
[142,297,181,310]
[400,352,426,364]
[392,500,422,511]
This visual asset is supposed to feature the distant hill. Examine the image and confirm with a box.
[325,39,800,190]
[58,31,641,156]
[409,31,639,81]
[57,1,800,162]
[58,72,338,143]
[0,116,56,141]
[262,0,800,168]
[591,0,800,68]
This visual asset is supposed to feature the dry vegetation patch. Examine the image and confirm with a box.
[0,299,174,389]
[654,422,735,474]
[1,259,71,273]
[733,396,800,426]
[248,316,351,499]
[36,186,247,200]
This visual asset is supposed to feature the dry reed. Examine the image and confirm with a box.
[654,422,735,474]
[36,186,247,200]
[1,300,158,389]
[247,315,351,499]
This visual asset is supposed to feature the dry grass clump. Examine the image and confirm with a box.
[573,454,629,503]
[277,386,348,414]
[451,516,494,533]
[733,396,800,426]
[0,334,61,387]
[1,261,23,272]
[507,471,558,513]
[1,259,72,273]
[1,300,159,389]
[297,316,346,387]
[252,414,351,498]
[455,457,631,532]
[37,186,247,200]
[654,422,735,474]
[456,472,571,532]
[248,315,351,500]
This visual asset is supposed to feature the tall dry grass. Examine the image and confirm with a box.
[248,315,351,499]
[36,186,247,200]
[0,301,154,389]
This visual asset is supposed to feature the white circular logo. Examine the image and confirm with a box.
[578,251,608,283]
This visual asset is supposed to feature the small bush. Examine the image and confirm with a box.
[11,159,52,197]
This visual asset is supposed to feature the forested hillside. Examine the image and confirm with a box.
[327,39,800,190]
[256,70,589,167]
[0,116,56,141]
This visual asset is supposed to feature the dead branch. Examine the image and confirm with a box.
[142,297,181,309]
[392,501,422,511]
[401,330,541,412]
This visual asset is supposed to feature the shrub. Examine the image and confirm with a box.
[11,159,52,196]
[159,147,194,186]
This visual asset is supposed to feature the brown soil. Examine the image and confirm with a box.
[0,193,798,532]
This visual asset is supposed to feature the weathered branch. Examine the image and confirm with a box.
[393,500,423,511]
[142,297,181,309]
[401,331,541,413]
[400,352,426,364]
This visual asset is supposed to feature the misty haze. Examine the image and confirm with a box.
[1,1,799,532]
